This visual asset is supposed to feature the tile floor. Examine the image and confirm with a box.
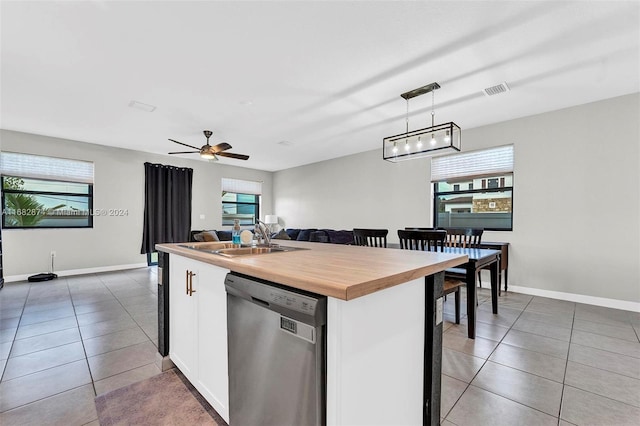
[441,287,640,425]
[1,268,639,425]
[0,268,160,425]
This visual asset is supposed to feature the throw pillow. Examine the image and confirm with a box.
[285,228,301,240]
[296,229,317,241]
[325,229,355,245]
[217,230,233,241]
[193,232,205,242]
[273,229,291,240]
[202,231,219,242]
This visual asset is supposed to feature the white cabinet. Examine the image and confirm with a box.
[169,254,230,423]
[169,255,197,377]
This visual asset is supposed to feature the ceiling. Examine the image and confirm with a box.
[1,1,639,172]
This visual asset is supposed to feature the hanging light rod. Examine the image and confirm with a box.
[400,82,441,100]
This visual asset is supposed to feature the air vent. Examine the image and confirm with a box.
[483,82,510,97]
[128,100,156,112]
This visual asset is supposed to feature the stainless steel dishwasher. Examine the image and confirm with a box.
[225,272,327,426]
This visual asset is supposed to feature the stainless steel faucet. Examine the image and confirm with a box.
[255,220,272,246]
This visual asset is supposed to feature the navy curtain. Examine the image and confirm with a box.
[140,162,193,254]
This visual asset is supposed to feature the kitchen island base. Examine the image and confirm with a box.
[156,242,464,426]
[327,273,443,426]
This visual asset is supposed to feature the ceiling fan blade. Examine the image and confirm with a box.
[217,152,250,160]
[211,142,232,153]
[168,139,200,150]
[169,151,200,154]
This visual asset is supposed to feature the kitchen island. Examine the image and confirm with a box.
[156,240,467,426]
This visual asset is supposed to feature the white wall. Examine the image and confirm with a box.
[274,93,640,304]
[0,130,273,278]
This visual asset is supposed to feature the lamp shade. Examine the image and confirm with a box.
[265,215,278,224]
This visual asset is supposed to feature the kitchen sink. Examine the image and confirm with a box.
[213,245,306,257]
[179,243,306,257]
[179,242,235,252]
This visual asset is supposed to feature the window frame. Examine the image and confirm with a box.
[221,192,260,227]
[433,178,514,231]
[1,176,94,229]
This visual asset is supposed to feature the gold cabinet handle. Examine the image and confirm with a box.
[185,270,189,295]
[189,271,197,296]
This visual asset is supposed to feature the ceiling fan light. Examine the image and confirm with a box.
[200,152,216,160]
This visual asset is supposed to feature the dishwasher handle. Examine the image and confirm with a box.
[251,296,270,307]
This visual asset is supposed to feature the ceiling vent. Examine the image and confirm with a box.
[483,82,510,97]
[128,100,156,112]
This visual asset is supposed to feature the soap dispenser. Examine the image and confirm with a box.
[232,219,241,247]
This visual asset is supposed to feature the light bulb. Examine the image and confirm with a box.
[392,142,398,153]
[444,130,451,143]
[404,141,410,151]
[430,135,437,146]
[417,136,423,148]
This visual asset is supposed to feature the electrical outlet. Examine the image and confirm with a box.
[50,251,56,258]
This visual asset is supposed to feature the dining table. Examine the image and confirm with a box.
[388,244,501,339]
[441,247,501,339]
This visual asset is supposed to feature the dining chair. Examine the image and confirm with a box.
[442,227,483,248]
[397,229,464,324]
[441,227,485,303]
[397,229,446,251]
[352,228,388,248]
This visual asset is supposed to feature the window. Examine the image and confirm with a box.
[221,178,261,226]
[431,145,513,231]
[1,153,94,229]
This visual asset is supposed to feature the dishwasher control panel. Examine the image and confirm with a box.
[225,272,327,327]
[269,290,317,314]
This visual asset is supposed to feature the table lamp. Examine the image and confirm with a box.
[265,215,278,233]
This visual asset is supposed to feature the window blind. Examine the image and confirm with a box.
[431,145,513,182]
[0,152,94,184]
[221,177,262,195]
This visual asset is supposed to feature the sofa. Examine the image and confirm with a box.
[280,228,354,244]
[190,228,354,245]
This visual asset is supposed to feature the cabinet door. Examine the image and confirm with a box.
[195,262,230,423]
[169,255,198,379]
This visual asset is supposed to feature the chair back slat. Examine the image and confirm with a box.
[353,228,388,248]
[397,229,447,252]
[440,228,483,248]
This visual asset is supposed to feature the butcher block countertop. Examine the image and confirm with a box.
[156,240,468,301]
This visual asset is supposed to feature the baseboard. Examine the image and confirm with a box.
[509,285,640,313]
[4,262,149,283]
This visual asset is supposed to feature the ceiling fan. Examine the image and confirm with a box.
[168,130,249,161]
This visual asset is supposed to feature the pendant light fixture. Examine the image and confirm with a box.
[383,82,461,162]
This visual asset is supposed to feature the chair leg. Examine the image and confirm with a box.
[478,271,482,288]
[454,290,461,324]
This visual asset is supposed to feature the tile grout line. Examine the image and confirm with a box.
[95,274,159,344]
[0,270,159,417]
[0,278,91,414]
[444,294,585,423]
[69,274,101,398]
[442,291,535,420]
[1,281,31,383]
[556,300,577,425]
